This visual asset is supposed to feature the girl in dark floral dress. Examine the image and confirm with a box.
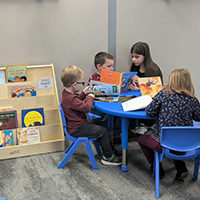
[138,69,200,180]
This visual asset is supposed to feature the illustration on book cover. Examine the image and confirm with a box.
[17,127,40,145]
[0,130,14,147]
[0,110,18,130]
[7,82,37,98]
[21,108,45,127]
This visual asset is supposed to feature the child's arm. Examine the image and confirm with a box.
[192,98,200,121]
[145,91,163,117]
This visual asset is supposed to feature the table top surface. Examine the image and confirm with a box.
[94,90,156,119]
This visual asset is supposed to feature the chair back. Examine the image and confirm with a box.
[161,126,200,160]
[59,102,76,142]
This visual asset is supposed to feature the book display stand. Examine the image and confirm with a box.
[0,64,64,159]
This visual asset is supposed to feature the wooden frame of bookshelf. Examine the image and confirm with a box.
[0,64,65,159]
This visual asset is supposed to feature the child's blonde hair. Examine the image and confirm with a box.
[165,69,195,97]
[61,65,84,87]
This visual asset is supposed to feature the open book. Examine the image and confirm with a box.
[138,77,162,98]
[89,80,136,102]
[100,69,137,93]
[121,95,152,111]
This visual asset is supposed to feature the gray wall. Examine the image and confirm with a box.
[116,0,200,98]
[1,0,200,98]
[0,0,108,98]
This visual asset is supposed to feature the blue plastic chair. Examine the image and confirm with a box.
[57,103,102,170]
[87,111,102,120]
[154,126,200,198]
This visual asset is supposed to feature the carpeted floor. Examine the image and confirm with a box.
[0,136,200,200]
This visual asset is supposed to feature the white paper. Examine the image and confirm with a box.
[121,95,152,111]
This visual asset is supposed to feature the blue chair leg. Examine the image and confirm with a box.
[155,152,160,198]
[92,139,102,156]
[193,157,200,180]
[57,139,82,168]
[65,142,74,153]
[84,139,98,170]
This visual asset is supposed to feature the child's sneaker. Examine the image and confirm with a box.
[101,154,122,166]
[135,123,147,135]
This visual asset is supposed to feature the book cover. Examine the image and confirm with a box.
[0,130,14,147]
[0,110,18,130]
[0,70,6,84]
[21,108,45,127]
[89,80,119,102]
[7,82,37,98]
[100,69,137,93]
[17,127,40,145]
[121,95,152,112]
[5,63,27,83]
[138,77,163,98]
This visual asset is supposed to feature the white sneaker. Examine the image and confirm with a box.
[134,123,147,135]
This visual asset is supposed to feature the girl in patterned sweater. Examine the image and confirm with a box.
[138,69,200,180]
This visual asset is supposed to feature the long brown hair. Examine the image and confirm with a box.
[130,42,163,82]
[165,69,195,97]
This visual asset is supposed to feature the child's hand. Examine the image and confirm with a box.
[83,84,91,95]
[88,93,95,98]
[131,75,139,84]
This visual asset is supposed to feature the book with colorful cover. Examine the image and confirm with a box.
[100,69,137,93]
[0,110,18,130]
[89,80,137,102]
[5,63,27,83]
[138,77,163,98]
[0,70,6,84]
[7,82,37,98]
[17,127,40,145]
[21,108,45,127]
[0,130,14,147]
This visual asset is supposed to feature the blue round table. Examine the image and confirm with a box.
[94,90,156,172]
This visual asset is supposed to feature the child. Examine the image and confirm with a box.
[61,65,122,166]
[88,52,114,83]
[138,69,200,180]
[129,42,163,135]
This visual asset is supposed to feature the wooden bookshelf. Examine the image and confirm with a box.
[0,64,64,159]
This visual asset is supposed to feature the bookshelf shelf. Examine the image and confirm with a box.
[0,64,65,160]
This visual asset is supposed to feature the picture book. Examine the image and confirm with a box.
[17,127,40,145]
[89,80,137,102]
[138,77,163,98]
[0,110,18,130]
[0,70,6,84]
[89,80,119,102]
[5,63,27,83]
[121,95,152,112]
[0,130,14,147]
[21,108,45,127]
[100,69,137,93]
[7,82,37,98]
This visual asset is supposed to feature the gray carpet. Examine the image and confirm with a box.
[0,137,200,200]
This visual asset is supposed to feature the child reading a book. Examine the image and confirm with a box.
[138,69,200,180]
[129,42,163,135]
[61,65,122,166]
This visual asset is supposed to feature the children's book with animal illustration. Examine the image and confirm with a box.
[0,110,18,130]
[17,127,40,145]
[138,76,163,98]
[5,63,28,83]
[21,108,45,127]
[0,70,6,84]
[100,69,138,93]
[0,129,14,147]
[122,95,152,111]
[7,82,37,98]
[89,80,137,102]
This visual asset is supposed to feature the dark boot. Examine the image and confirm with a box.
[173,160,188,180]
